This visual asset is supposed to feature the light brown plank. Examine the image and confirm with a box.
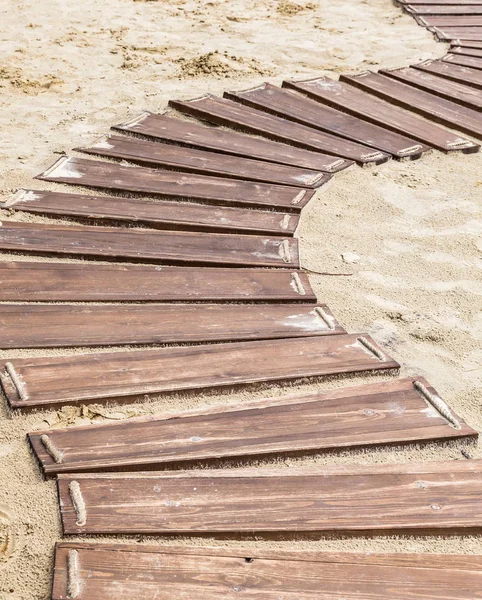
[37,156,316,211]
[419,15,482,26]
[1,333,399,408]
[405,4,482,15]
[433,27,482,41]
[413,58,482,88]
[0,221,300,268]
[29,377,475,475]
[451,45,482,57]
[443,52,482,70]
[51,543,482,600]
[57,459,482,534]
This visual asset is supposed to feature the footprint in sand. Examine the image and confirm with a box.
[0,506,21,566]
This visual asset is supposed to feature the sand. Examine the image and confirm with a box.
[0,0,481,598]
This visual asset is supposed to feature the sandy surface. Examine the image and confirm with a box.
[0,0,481,598]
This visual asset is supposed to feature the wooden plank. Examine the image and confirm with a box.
[57,459,482,534]
[3,189,301,237]
[405,4,482,14]
[381,65,482,110]
[0,262,316,303]
[453,40,482,47]
[413,58,482,88]
[168,94,391,165]
[0,302,345,349]
[223,83,428,159]
[76,134,330,188]
[29,377,475,475]
[341,71,482,139]
[0,221,300,268]
[52,543,482,600]
[114,111,355,173]
[419,15,482,26]
[443,52,482,70]
[433,27,482,41]
[1,334,399,408]
[451,44,482,57]
[37,156,316,211]
[283,77,479,153]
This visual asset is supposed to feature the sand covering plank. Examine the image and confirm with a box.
[1,333,399,408]
[52,543,482,600]
[283,76,479,153]
[223,82,428,159]
[414,58,482,88]
[57,459,482,534]
[29,377,475,475]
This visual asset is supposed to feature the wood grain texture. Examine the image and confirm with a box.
[51,543,482,600]
[381,66,482,110]
[29,377,475,475]
[1,334,399,408]
[413,58,482,88]
[223,83,428,159]
[57,459,482,534]
[283,76,479,153]
[405,4,482,15]
[342,71,482,139]
[420,15,482,26]
[451,45,482,57]
[0,303,345,349]
[0,221,300,268]
[433,27,482,41]
[169,94,391,165]
[114,111,354,173]
[3,189,301,236]
[37,156,316,211]
[0,262,316,303]
[76,134,330,188]
[453,40,482,48]
[443,52,482,70]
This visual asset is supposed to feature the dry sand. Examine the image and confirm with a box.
[0,0,481,598]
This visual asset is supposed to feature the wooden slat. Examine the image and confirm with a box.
[29,377,475,475]
[443,52,482,70]
[451,45,482,57]
[341,71,482,139]
[405,4,482,15]
[76,135,330,188]
[0,302,345,349]
[37,156,316,211]
[3,189,301,236]
[1,334,399,408]
[223,83,428,159]
[52,543,482,600]
[169,94,391,165]
[419,15,482,26]
[414,58,482,88]
[57,459,482,534]
[0,221,300,268]
[283,77,479,153]
[433,27,482,41]
[381,66,482,110]
[453,40,482,48]
[114,111,354,173]
[0,262,316,303]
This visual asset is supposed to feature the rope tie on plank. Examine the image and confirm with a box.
[4,362,29,401]
[357,337,386,362]
[40,434,64,464]
[67,549,80,599]
[290,272,306,296]
[413,380,461,430]
[279,239,292,263]
[69,481,87,527]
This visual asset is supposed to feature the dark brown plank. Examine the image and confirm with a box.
[51,543,482,600]
[381,66,482,110]
[223,83,428,159]
[169,94,391,165]
[0,262,315,303]
[433,27,482,41]
[29,377,475,475]
[413,58,482,88]
[0,221,300,268]
[0,302,345,349]
[114,111,354,173]
[76,135,330,188]
[451,45,482,57]
[1,334,399,408]
[405,4,482,14]
[419,15,482,26]
[57,459,482,534]
[283,77,479,153]
[3,189,301,236]
[443,52,482,70]
[342,71,482,139]
[37,156,316,211]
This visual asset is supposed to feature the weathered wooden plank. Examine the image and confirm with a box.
[0,221,299,268]
[0,262,315,303]
[433,27,482,41]
[283,77,479,153]
[223,83,428,159]
[37,156,316,211]
[381,66,482,110]
[29,377,475,475]
[57,459,482,534]
[443,52,482,70]
[405,4,482,15]
[169,94,391,165]
[453,40,482,48]
[52,543,482,600]
[76,135,330,188]
[419,15,482,26]
[342,71,482,139]
[114,111,354,173]
[3,189,301,236]
[414,58,482,88]
[1,334,399,408]
[0,302,344,349]
[451,45,482,57]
